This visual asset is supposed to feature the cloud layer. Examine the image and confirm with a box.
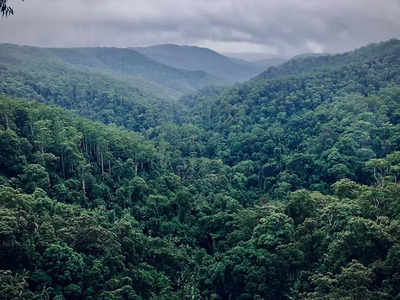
[1,0,399,56]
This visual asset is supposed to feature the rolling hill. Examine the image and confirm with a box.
[0,44,222,99]
[255,39,400,80]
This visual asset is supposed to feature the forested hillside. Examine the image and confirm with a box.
[177,39,400,196]
[0,44,221,100]
[0,44,184,132]
[1,39,400,299]
[256,39,400,80]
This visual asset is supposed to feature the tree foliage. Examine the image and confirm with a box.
[0,39,400,299]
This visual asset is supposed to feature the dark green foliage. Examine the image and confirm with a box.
[1,39,400,299]
[178,39,400,197]
[0,44,181,132]
[256,39,400,81]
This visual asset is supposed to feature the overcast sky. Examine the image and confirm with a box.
[1,0,399,57]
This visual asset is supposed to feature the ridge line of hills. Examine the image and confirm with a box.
[0,43,224,99]
[131,43,272,82]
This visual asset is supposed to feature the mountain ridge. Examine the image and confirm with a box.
[255,39,400,81]
[0,43,223,98]
[132,43,266,83]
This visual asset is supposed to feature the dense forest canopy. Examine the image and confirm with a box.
[0,39,400,299]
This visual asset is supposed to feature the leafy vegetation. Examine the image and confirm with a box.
[0,39,400,299]
[177,39,400,196]
[256,39,400,80]
[0,44,181,132]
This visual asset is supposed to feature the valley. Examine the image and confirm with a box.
[0,37,400,299]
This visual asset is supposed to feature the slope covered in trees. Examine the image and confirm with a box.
[1,39,400,299]
[177,39,400,196]
[256,39,400,80]
[1,96,400,299]
[0,44,185,132]
[0,44,222,100]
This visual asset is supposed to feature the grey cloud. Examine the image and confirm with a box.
[1,0,399,56]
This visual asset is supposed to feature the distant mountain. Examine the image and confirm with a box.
[223,52,287,71]
[47,46,222,96]
[132,44,265,83]
[0,44,222,98]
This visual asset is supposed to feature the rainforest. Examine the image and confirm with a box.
[1,1,400,299]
